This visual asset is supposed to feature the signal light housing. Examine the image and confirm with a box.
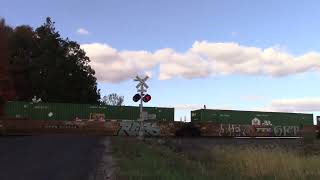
[142,94,151,103]
[133,94,141,102]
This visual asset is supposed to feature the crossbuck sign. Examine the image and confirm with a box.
[134,76,149,91]
[134,75,149,114]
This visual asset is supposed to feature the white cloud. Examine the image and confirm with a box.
[81,41,320,83]
[144,71,153,79]
[81,43,157,83]
[77,28,90,35]
[267,98,320,112]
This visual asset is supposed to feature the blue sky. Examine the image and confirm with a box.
[2,0,320,123]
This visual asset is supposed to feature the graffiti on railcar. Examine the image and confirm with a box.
[44,124,79,129]
[273,126,300,136]
[255,127,273,133]
[254,126,273,136]
[251,125,301,136]
[43,121,81,129]
[117,121,160,136]
[218,124,250,136]
[0,118,307,137]
[205,124,302,137]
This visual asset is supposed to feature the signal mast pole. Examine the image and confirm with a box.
[139,83,143,120]
[138,79,143,133]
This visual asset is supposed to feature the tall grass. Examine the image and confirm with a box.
[112,137,320,180]
[206,145,320,179]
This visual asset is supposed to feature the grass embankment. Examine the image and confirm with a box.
[203,144,320,180]
[111,137,320,180]
[111,137,209,180]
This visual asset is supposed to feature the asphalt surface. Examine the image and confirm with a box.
[0,135,108,180]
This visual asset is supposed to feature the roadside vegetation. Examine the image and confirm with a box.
[112,137,320,180]
[111,137,209,180]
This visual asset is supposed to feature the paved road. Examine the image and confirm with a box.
[0,135,111,180]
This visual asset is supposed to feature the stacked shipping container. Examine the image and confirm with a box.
[3,102,315,126]
[191,109,313,126]
[4,101,174,121]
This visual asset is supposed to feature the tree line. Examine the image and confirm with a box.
[0,17,123,106]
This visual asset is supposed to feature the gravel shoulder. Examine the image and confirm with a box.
[89,137,116,180]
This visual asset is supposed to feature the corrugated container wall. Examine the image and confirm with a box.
[4,101,174,121]
[191,109,313,126]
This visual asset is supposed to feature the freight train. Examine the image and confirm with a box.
[0,101,318,138]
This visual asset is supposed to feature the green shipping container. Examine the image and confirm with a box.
[4,101,174,121]
[191,109,313,126]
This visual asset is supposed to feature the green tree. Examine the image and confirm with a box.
[0,19,15,104]
[7,17,101,104]
[7,24,36,100]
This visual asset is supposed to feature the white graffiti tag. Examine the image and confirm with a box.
[118,122,160,136]
[219,124,247,136]
[273,126,300,136]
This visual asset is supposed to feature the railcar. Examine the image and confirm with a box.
[0,101,318,138]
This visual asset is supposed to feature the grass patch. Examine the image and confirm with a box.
[111,137,211,180]
[207,145,320,180]
[112,137,320,180]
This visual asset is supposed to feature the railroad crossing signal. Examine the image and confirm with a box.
[133,75,151,139]
[133,94,141,102]
[133,75,151,103]
[133,93,151,103]
[142,94,151,102]
[134,76,149,89]
[136,82,149,89]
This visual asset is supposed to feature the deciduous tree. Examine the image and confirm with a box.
[5,17,101,104]
[100,93,124,106]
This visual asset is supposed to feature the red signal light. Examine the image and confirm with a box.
[133,94,141,102]
[143,94,151,102]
